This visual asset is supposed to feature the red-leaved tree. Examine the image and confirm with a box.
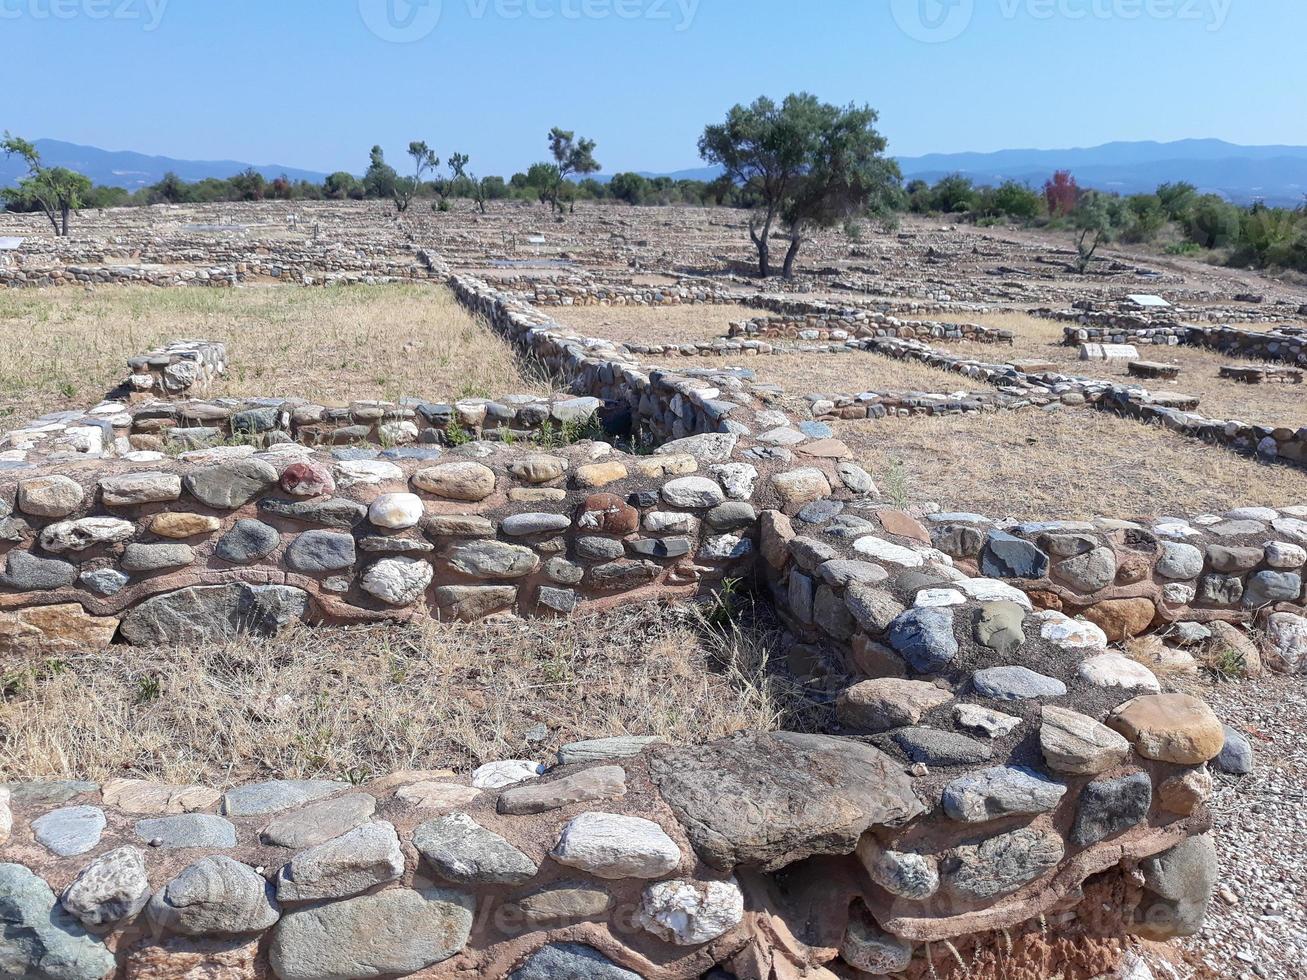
[1044,170,1079,217]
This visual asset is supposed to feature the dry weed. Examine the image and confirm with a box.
[0,601,814,786]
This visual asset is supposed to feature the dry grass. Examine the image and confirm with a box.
[0,602,817,786]
[553,302,759,345]
[838,407,1307,519]
[0,284,552,422]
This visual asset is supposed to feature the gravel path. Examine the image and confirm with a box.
[1162,675,1307,980]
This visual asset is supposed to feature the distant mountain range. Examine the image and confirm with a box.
[4,137,1306,206]
[0,139,330,190]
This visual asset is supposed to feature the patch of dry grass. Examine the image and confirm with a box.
[838,407,1307,520]
[0,602,816,786]
[553,302,758,345]
[0,284,552,422]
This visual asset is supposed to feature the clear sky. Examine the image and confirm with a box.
[2,0,1303,176]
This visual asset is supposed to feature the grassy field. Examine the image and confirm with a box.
[840,406,1307,519]
[0,603,817,786]
[0,283,551,423]
[553,302,758,345]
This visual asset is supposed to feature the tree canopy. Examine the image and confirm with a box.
[1,133,93,236]
[698,93,899,277]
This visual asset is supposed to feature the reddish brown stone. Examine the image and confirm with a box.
[877,510,930,544]
[575,493,638,535]
[280,461,335,497]
[1026,590,1064,612]
[1083,597,1157,641]
[1114,553,1152,585]
[126,937,266,979]
[794,438,852,459]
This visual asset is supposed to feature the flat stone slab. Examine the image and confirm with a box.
[259,793,376,849]
[221,779,347,817]
[135,814,238,849]
[649,732,924,872]
[32,805,106,857]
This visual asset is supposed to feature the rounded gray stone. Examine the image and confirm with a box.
[32,806,105,857]
[413,813,539,885]
[285,530,356,573]
[972,665,1068,701]
[59,846,151,928]
[942,766,1067,823]
[0,863,116,980]
[147,855,280,936]
[214,519,280,564]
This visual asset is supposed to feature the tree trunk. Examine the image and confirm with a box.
[782,232,803,278]
[750,209,775,278]
[61,203,70,237]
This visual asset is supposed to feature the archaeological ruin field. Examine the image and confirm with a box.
[0,198,1304,980]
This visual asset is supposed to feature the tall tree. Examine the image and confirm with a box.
[1044,170,1079,218]
[1,133,92,236]
[547,128,600,214]
[393,141,439,213]
[699,94,899,278]
[363,145,399,201]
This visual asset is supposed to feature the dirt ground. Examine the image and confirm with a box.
[0,283,550,422]
[838,406,1307,519]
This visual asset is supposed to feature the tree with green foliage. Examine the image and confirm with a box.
[546,127,600,214]
[363,145,399,202]
[1156,181,1199,222]
[324,171,363,200]
[1124,194,1166,242]
[1186,195,1242,249]
[524,162,561,206]
[1,133,93,236]
[229,168,267,202]
[699,93,899,277]
[389,140,438,213]
[609,172,650,205]
[1072,192,1112,273]
[991,180,1042,221]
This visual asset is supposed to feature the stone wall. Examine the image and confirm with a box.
[125,341,227,401]
[731,312,1012,345]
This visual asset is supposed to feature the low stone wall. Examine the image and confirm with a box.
[731,313,1012,345]
[125,341,227,400]
[807,390,1026,420]
[1061,324,1191,347]
[1188,324,1307,366]
[0,434,831,653]
[121,394,604,452]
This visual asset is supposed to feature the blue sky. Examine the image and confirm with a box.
[1,0,1302,176]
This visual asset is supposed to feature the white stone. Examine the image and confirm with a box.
[1271,518,1307,545]
[1266,541,1307,570]
[637,878,744,945]
[1080,343,1139,362]
[471,760,542,790]
[957,578,1033,610]
[701,535,751,560]
[360,557,434,606]
[954,704,1022,738]
[0,787,10,845]
[551,812,681,880]
[1077,653,1161,693]
[38,517,136,553]
[914,589,965,608]
[335,460,404,487]
[1034,610,1108,651]
[645,511,697,534]
[708,463,758,500]
[1225,507,1279,522]
[1266,612,1307,674]
[368,493,425,530]
[853,536,924,568]
[662,477,725,509]
[1153,522,1204,540]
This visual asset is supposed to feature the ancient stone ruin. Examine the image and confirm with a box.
[0,201,1300,979]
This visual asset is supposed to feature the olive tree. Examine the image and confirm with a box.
[698,94,899,277]
[1,133,92,236]
[547,128,600,215]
